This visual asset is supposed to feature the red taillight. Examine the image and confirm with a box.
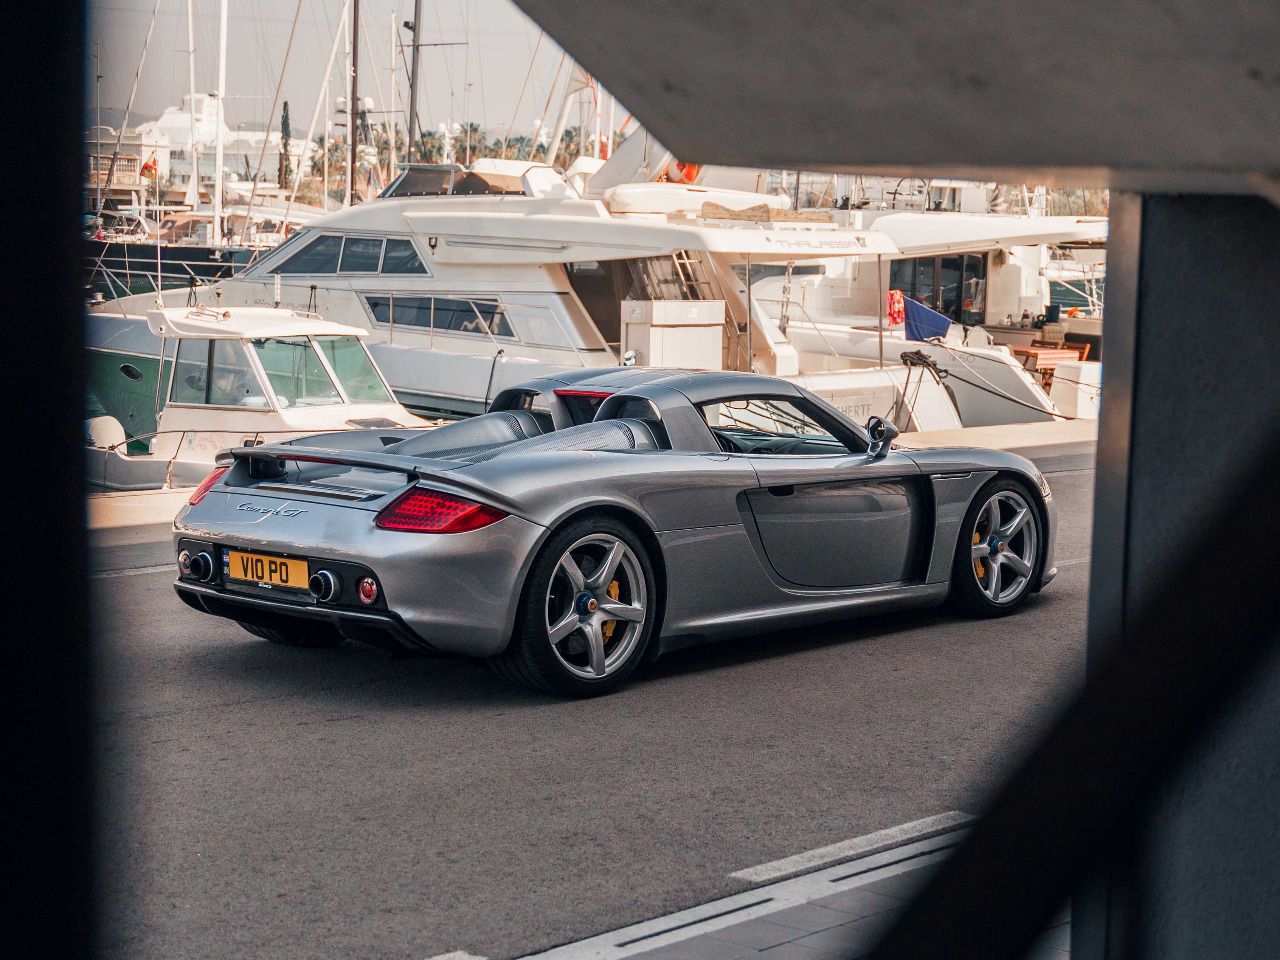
[553,389,613,399]
[188,466,228,506]
[375,487,508,533]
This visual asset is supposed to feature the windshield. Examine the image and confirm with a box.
[379,165,528,198]
[314,336,393,404]
[250,337,341,408]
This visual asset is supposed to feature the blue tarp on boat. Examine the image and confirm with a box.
[904,297,953,341]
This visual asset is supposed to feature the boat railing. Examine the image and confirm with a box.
[88,425,434,490]
[753,295,859,360]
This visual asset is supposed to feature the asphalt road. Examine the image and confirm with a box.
[92,463,1095,960]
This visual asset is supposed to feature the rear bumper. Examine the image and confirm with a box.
[174,490,548,656]
[175,581,434,653]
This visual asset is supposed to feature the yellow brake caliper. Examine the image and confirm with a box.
[601,580,621,643]
[973,531,986,579]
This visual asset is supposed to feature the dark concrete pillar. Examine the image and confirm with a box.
[1076,194,1280,959]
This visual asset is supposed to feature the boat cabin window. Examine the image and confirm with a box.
[379,165,529,199]
[169,338,269,408]
[338,236,383,273]
[250,337,342,408]
[626,254,714,301]
[889,253,986,325]
[273,234,342,274]
[731,263,825,286]
[697,396,860,456]
[381,238,426,274]
[314,337,393,404]
[272,234,430,276]
[363,295,515,339]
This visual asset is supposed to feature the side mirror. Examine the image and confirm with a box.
[866,416,899,459]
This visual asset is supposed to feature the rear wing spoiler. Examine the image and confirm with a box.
[222,442,526,515]
[224,441,460,482]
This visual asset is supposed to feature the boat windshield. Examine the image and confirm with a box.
[250,337,342,408]
[379,165,528,198]
[313,336,393,404]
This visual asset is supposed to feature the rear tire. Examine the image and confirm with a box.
[239,621,345,648]
[949,477,1045,618]
[491,515,657,696]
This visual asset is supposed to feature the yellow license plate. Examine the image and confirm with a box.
[225,550,309,590]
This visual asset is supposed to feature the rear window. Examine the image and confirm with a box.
[611,397,661,421]
[555,390,611,425]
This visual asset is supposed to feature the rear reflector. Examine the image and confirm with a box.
[375,487,507,533]
[188,466,228,505]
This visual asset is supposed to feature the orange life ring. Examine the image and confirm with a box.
[665,160,702,184]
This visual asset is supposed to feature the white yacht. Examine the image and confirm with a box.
[93,139,1106,431]
[86,305,427,491]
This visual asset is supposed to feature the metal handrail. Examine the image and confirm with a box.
[95,426,355,457]
[754,296,861,360]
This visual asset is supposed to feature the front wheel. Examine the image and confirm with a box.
[949,479,1045,617]
[492,516,657,696]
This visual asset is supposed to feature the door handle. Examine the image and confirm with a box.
[767,485,795,497]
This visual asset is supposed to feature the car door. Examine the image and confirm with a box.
[702,396,927,589]
[744,451,927,588]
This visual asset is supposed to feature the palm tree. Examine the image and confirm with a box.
[505,135,533,161]
[307,138,348,203]
[374,126,404,176]
[455,122,487,164]
[411,131,445,164]
[552,126,582,170]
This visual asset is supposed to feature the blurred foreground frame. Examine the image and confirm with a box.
[513,2,1280,959]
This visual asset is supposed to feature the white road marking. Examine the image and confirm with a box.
[729,810,974,883]
[91,564,175,579]
[517,821,969,960]
[425,953,488,960]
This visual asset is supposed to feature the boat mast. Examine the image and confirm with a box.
[388,12,397,180]
[349,0,360,206]
[212,0,228,246]
[286,0,348,220]
[406,0,423,159]
[186,0,198,209]
[94,40,102,217]
[101,0,161,214]
[323,78,330,211]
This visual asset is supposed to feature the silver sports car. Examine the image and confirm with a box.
[173,369,1056,696]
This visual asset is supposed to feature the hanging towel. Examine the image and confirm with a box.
[904,296,952,341]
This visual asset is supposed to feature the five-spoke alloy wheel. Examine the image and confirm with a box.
[494,515,657,695]
[950,479,1045,616]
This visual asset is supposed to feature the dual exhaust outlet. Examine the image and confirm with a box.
[311,570,379,605]
[308,569,339,602]
[179,549,375,605]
